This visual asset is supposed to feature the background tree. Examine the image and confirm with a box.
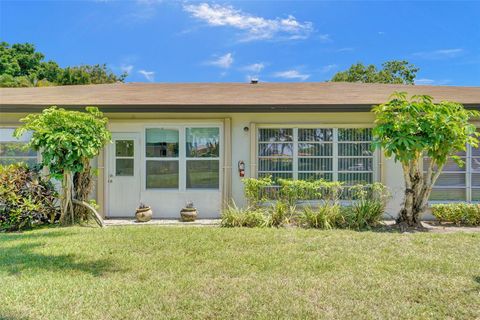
[331,60,419,85]
[0,42,126,87]
[14,107,111,224]
[372,92,479,228]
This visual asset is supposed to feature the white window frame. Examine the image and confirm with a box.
[143,124,222,192]
[256,124,379,184]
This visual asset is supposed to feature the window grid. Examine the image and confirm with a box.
[258,127,375,185]
[426,144,480,203]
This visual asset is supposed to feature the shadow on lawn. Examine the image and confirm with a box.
[0,241,122,277]
[0,312,30,320]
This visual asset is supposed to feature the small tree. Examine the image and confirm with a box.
[15,106,111,224]
[373,93,479,227]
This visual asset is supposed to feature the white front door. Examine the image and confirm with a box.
[107,133,140,217]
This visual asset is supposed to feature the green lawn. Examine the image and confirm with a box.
[1,227,479,320]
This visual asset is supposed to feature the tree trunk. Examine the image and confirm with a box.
[73,159,94,221]
[397,158,444,229]
[59,171,74,225]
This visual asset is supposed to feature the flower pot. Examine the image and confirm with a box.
[180,207,197,222]
[135,207,152,222]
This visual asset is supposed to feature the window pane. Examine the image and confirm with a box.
[0,142,36,157]
[259,129,293,142]
[258,172,293,182]
[259,143,293,157]
[146,160,179,188]
[186,160,219,189]
[298,129,333,142]
[434,173,465,187]
[472,173,480,187]
[471,189,480,201]
[298,158,332,171]
[338,173,373,185]
[146,128,179,158]
[186,128,219,158]
[259,158,293,171]
[338,143,373,156]
[424,158,465,172]
[471,158,480,172]
[471,146,480,156]
[430,189,466,201]
[298,143,332,156]
[338,128,372,141]
[298,172,333,181]
[338,158,372,171]
[0,128,32,142]
[115,140,134,157]
[116,159,134,176]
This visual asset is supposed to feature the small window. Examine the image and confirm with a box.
[145,128,180,189]
[146,160,179,189]
[146,128,179,158]
[0,128,37,166]
[114,140,135,176]
[186,127,220,189]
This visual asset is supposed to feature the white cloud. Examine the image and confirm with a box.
[242,63,265,73]
[318,34,331,42]
[183,3,313,41]
[413,48,464,59]
[319,64,337,73]
[207,53,234,69]
[334,47,354,53]
[415,78,452,85]
[138,70,155,82]
[121,64,134,74]
[415,78,435,85]
[273,69,310,81]
[378,31,386,35]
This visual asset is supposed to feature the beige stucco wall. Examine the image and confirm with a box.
[1,110,406,218]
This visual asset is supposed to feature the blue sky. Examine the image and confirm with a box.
[1,1,479,85]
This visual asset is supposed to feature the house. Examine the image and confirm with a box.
[1,82,480,219]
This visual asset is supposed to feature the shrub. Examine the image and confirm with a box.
[264,201,293,227]
[234,178,390,229]
[0,164,59,231]
[242,176,273,207]
[221,202,266,228]
[431,203,480,226]
[300,204,343,229]
[277,179,322,206]
[341,183,390,229]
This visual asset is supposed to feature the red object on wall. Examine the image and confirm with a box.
[238,160,245,177]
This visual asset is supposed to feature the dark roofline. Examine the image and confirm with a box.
[2,103,480,113]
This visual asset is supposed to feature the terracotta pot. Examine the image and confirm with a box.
[180,207,197,222]
[135,207,152,222]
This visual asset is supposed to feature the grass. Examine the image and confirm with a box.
[1,227,479,319]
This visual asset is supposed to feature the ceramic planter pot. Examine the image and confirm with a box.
[135,207,152,222]
[180,207,197,222]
